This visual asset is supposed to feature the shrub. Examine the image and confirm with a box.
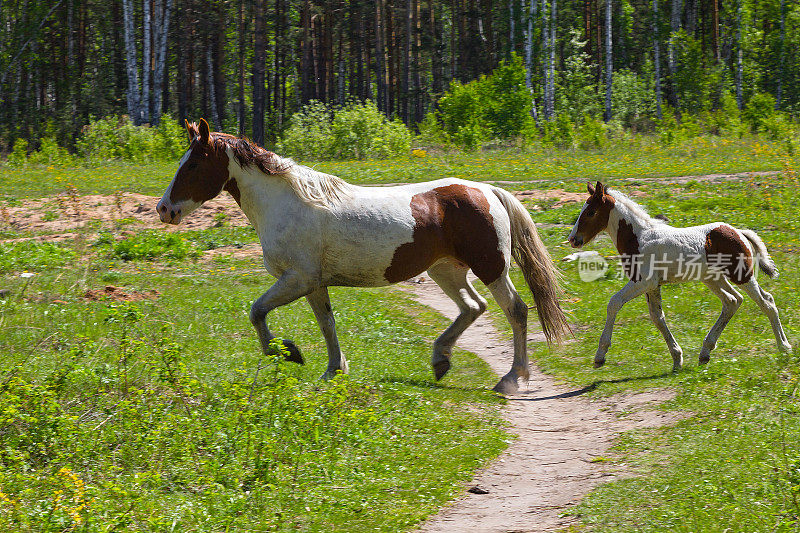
[76,115,187,163]
[541,114,576,148]
[278,100,412,160]
[556,31,601,123]
[432,54,536,149]
[27,136,75,167]
[610,69,657,128]
[6,138,28,167]
[742,93,777,133]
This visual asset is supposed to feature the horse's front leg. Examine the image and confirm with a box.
[250,271,316,364]
[595,280,651,368]
[306,287,348,380]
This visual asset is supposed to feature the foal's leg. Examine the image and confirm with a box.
[740,278,793,353]
[699,278,742,364]
[427,261,488,381]
[250,271,316,364]
[595,280,652,368]
[646,287,684,371]
[306,287,349,380]
[487,273,529,394]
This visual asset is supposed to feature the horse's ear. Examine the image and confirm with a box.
[587,182,595,195]
[199,119,211,145]
[185,119,198,143]
[594,181,604,196]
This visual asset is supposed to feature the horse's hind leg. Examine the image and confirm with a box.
[306,287,348,380]
[700,278,743,364]
[487,273,529,394]
[646,288,683,371]
[426,261,488,381]
[740,278,792,353]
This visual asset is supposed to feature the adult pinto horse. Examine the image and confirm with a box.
[157,119,569,393]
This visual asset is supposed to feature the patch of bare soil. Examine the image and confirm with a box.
[2,192,247,237]
[403,275,686,533]
[82,285,160,302]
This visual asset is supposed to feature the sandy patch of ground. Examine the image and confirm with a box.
[2,192,246,235]
[402,275,687,533]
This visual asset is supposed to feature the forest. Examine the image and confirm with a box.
[0,0,798,152]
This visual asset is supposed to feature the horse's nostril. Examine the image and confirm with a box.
[170,210,175,219]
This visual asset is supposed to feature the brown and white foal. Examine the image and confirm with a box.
[568,181,792,370]
[157,119,570,393]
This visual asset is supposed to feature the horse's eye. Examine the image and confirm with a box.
[585,209,596,217]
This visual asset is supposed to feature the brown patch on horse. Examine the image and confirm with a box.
[616,219,641,282]
[704,224,753,284]
[384,184,505,284]
[169,138,231,204]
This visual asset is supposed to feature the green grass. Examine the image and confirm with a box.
[0,134,795,199]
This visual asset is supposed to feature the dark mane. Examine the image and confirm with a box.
[212,133,293,175]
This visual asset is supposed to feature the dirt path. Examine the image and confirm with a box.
[402,276,681,533]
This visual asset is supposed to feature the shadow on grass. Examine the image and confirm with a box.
[378,375,489,393]
[513,371,675,402]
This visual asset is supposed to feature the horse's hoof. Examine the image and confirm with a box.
[282,339,304,364]
[698,355,710,365]
[593,359,606,369]
[433,359,451,381]
[492,377,519,395]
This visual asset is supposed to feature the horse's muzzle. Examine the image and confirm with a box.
[569,236,584,248]
[156,199,182,225]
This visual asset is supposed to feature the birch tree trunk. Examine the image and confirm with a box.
[403,0,412,123]
[546,0,556,119]
[667,0,681,109]
[604,0,612,121]
[509,0,515,52]
[151,0,173,126]
[206,45,220,128]
[142,0,151,124]
[653,0,663,119]
[777,0,784,108]
[121,0,142,124]
[735,0,743,110]
[252,0,266,144]
[524,0,540,123]
[375,0,388,113]
[238,0,246,134]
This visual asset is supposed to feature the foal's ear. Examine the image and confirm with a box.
[587,181,595,195]
[198,119,211,145]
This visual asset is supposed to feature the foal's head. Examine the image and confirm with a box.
[568,181,616,248]
[157,119,231,225]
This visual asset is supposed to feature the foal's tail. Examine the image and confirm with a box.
[492,187,571,344]
[741,229,779,279]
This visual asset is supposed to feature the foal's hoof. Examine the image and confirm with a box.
[593,358,606,369]
[433,359,451,381]
[492,376,519,395]
[281,339,304,364]
[698,354,710,365]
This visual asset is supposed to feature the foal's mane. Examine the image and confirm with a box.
[607,188,662,230]
[212,133,351,208]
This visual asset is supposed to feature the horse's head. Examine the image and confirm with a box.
[568,181,616,248]
[157,119,231,225]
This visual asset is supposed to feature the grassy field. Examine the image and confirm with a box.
[1,134,795,199]
[1,137,799,531]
